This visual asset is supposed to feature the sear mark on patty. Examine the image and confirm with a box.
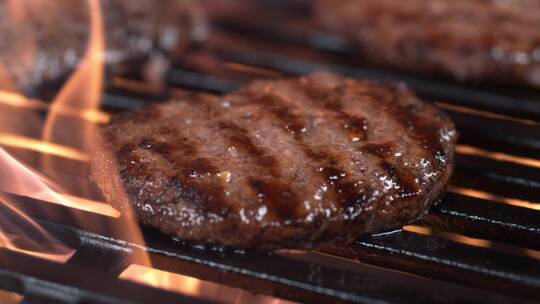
[92,72,457,249]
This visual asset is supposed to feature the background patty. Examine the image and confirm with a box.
[92,72,457,249]
[0,0,207,92]
[314,0,540,87]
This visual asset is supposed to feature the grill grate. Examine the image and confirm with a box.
[1,3,540,303]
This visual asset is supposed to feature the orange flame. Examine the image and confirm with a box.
[42,0,104,152]
[0,0,78,260]
[36,0,151,267]
[120,264,295,304]
[0,147,119,217]
[0,148,75,262]
[0,0,125,262]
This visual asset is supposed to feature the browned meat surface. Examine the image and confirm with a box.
[0,0,207,92]
[314,0,540,87]
[92,72,457,249]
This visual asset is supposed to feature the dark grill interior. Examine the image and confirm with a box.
[0,2,539,303]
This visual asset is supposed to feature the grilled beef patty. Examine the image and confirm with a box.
[92,73,457,249]
[314,0,540,87]
[0,0,207,92]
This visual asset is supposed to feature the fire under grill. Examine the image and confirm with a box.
[1,3,540,304]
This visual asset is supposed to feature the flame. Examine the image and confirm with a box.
[34,0,151,268]
[0,147,119,217]
[0,1,78,261]
[120,264,295,304]
[42,0,104,152]
[0,0,123,262]
[0,196,75,263]
[0,148,75,262]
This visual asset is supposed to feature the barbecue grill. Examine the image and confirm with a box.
[0,1,539,303]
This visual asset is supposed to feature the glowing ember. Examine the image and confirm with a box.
[524,249,540,260]
[436,102,539,126]
[0,90,109,123]
[448,185,539,211]
[456,144,540,169]
[0,133,88,162]
[0,90,43,109]
[111,77,164,95]
[404,225,540,260]
[120,264,295,304]
[0,290,22,304]
[404,225,492,248]
[224,62,282,77]
[120,264,201,297]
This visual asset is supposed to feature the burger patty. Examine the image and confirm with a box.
[0,0,207,92]
[314,0,540,87]
[92,72,457,249]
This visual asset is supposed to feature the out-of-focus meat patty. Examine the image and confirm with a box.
[92,72,457,249]
[314,0,540,87]
[0,0,207,92]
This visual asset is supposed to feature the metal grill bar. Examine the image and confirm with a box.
[99,72,540,247]
[4,54,538,220]
[452,154,540,202]
[320,231,540,300]
[4,116,540,251]
[161,55,540,158]
[215,47,540,120]
[1,10,540,302]
[423,193,540,250]
[98,83,540,206]
[117,68,540,197]
[447,111,540,158]
[132,67,540,161]
[0,193,536,303]
[210,8,540,120]
[216,49,540,155]
[0,249,214,304]
[5,126,540,250]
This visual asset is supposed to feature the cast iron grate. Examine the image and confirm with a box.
[0,2,539,303]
